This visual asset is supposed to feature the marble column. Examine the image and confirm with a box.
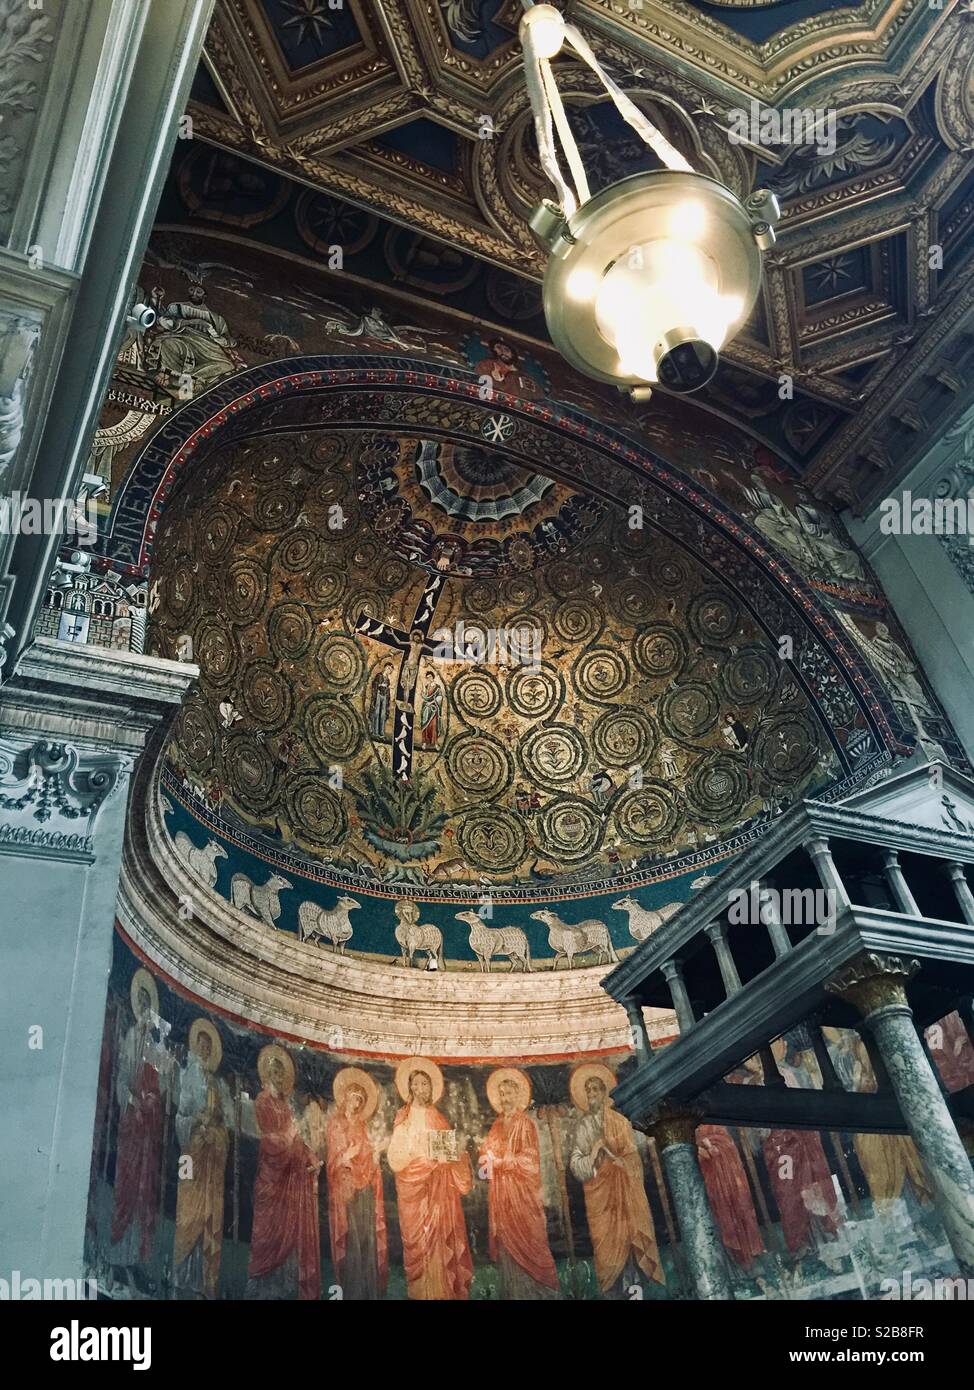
[880,849,921,916]
[758,880,792,958]
[945,862,974,926]
[622,995,653,1059]
[661,959,695,1033]
[704,921,742,998]
[827,951,974,1274]
[804,836,852,911]
[0,637,196,1283]
[645,1104,733,1301]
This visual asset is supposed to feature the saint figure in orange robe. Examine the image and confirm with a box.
[387,1060,473,1300]
[480,1069,558,1299]
[569,1064,664,1294]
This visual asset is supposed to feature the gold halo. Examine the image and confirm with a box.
[569,1061,617,1112]
[188,1018,222,1072]
[257,1043,295,1093]
[333,1066,379,1121]
[395,1056,444,1103]
[130,968,159,1020]
[486,1067,532,1113]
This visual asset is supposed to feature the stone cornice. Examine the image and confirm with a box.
[0,637,198,753]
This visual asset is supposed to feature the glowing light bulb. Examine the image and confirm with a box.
[670,200,707,241]
[593,237,737,387]
[565,267,599,302]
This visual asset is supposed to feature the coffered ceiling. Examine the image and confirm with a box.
[182,0,974,508]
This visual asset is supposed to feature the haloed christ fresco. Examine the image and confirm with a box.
[86,933,974,1301]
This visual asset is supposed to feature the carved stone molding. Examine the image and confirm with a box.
[0,0,57,243]
[0,639,198,859]
[825,950,920,1018]
[0,736,123,858]
[1,636,199,753]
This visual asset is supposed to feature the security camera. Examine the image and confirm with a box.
[127,302,156,332]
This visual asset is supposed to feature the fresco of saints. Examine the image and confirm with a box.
[731,1051,839,1261]
[110,969,172,1293]
[246,1045,322,1301]
[926,1011,974,1093]
[369,664,393,739]
[568,1063,663,1294]
[419,676,443,747]
[480,1069,559,1299]
[326,1068,388,1300]
[696,1126,765,1269]
[173,1019,230,1298]
[387,1058,473,1300]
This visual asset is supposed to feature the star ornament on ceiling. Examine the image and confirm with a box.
[808,255,856,294]
[279,0,335,48]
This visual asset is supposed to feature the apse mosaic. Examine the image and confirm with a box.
[146,409,848,912]
[85,931,974,1302]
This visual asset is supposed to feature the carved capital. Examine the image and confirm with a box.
[642,1100,704,1150]
[825,951,919,1019]
[0,736,127,857]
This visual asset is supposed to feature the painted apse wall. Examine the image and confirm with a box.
[70,224,973,1299]
[89,931,974,1302]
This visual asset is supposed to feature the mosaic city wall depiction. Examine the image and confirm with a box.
[86,931,974,1302]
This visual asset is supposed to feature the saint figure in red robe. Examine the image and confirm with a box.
[110,970,170,1294]
[696,1125,765,1268]
[246,1045,321,1300]
[480,1068,558,1299]
[326,1068,388,1300]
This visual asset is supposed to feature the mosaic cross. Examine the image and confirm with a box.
[354,572,453,781]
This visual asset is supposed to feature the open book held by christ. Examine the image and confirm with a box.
[427,1128,460,1162]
